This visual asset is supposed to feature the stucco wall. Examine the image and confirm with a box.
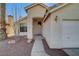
[42,15,53,47]
[28,5,46,18]
[27,15,33,39]
[42,4,79,48]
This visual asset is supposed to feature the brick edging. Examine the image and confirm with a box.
[42,39,69,56]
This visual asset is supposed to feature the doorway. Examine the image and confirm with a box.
[33,18,42,36]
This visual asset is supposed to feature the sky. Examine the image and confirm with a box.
[6,3,55,21]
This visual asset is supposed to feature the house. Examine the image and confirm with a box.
[43,3,79,48]
[14,16,27,36]
[15,3,79,49]
[6,15,15,37]
[15,3,49,43]
[0,15,15,38]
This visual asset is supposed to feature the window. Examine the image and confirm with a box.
[20,23,27,32]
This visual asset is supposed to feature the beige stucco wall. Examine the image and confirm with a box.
[27,5,46,18]
[42,4,79,48]
[42,15,53,47]
[27,15,33,40]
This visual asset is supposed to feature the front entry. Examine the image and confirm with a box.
[33,18,42,35]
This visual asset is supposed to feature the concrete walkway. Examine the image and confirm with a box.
[31,35,49,56]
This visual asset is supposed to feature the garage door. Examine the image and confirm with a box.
[62,20,79,48]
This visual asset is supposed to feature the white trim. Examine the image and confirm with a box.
[49,3,69,13]
[19,32,27,36]
[25,3,49,10]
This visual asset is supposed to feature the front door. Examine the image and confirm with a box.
[33,19,42,35]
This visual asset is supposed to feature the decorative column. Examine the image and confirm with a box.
[15,22,20,36]
[27,15,33,43]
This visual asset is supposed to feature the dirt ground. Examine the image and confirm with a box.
[0,36,34,56]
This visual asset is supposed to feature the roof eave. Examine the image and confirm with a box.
[14,16,27,24]
[49,3,69,13]
[24,3,49,11]
[43,3,69,23]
